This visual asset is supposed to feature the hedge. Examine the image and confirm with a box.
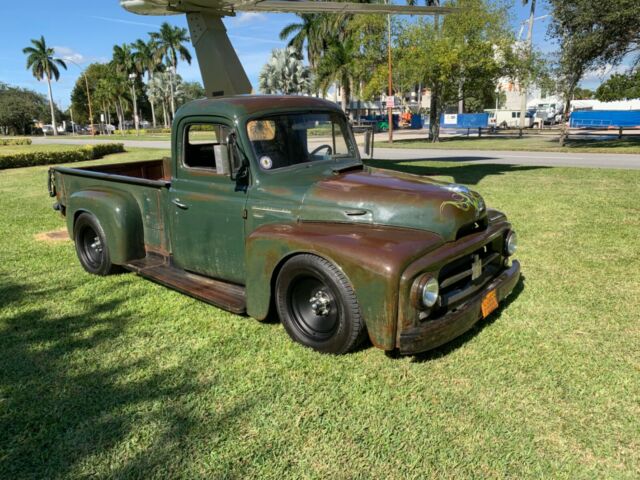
[114,128,171,135]
[0,138,32,146]
[0,143,125,170]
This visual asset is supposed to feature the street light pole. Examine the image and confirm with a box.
[387,8,393,143]
[519,0,536,129]
[67,59,95,136]
[83,72,95,136]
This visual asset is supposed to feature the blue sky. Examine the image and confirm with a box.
[0,0,613,108]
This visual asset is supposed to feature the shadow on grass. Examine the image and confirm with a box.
[407,275,526,363]
[366,159,550,185]
[0,275,261,478]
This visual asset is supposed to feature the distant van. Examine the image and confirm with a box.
[486,109,535,128]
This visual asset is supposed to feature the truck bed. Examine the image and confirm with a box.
[81,159,170,182]
[53,159,171,187]
[50,158,172,259]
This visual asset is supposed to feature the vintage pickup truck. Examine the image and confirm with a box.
[49,96,520,355]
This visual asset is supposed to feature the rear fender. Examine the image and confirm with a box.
[67,189,144,265]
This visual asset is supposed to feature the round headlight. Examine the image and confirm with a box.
[421,277,440,308]
[505,230,518,256]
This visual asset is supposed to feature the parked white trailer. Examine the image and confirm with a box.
[486,109,535,128]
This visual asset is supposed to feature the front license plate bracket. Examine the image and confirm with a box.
[481,289,499,318]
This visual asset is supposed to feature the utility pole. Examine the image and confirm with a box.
[84,72,94,136]
[519,0,536,129]
[68,60,95,136]
[387,8,393,143]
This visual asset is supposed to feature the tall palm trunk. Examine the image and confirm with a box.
[162,100,168,128]
[149,73,157,128]
[45,74,58,136]
[117,97,125,132]
[429,82,441,143]
[169,67,176,118]
[341,75,351,114]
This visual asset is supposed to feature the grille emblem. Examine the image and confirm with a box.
[471,254,482,280]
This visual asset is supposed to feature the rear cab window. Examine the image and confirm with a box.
[183,123,232,173]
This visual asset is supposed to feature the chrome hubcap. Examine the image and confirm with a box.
[309,290,331,317]
[90,236,103,253]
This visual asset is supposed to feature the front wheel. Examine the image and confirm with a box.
[275,254,366,354]
[74,213,118,276]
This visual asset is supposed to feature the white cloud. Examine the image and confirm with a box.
[53,46,86,65]
[583,64,631,82]
[228,34,283,45]
[87,15,159,28]
[231,12,267,25]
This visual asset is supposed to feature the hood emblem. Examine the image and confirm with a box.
[440,184,486,218]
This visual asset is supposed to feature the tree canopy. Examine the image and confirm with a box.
[0,83,50,135]
[547,0,640,110]
[596,70,640,101]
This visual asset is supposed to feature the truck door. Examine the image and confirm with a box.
[169,118,247,283]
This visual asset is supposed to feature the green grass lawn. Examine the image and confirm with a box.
[1,149,639,478]
[377,134,640,154]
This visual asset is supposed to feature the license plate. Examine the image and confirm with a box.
[481,289,499,318]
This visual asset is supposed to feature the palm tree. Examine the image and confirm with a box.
[315,38,359,112]
[113,44,143,132]
[279,14,325,70]
[147,71,174,128]
[23,36,67,135]
[150,22,192,118]
[133,38,162,128]
[258,47,312,95]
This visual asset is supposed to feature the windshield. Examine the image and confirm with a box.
[246,112,358,171]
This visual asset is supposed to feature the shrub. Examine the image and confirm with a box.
[0,138,32,146]
[114,128,171,135]
[0,143,125,170]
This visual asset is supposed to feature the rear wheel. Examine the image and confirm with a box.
[74,213,117,276]
[275,254,366,354]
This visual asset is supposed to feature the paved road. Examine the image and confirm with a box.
[31,137,640,169]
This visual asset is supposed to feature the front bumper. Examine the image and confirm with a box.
[398,260,521,355]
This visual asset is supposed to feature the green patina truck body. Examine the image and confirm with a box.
[49,95,521,355]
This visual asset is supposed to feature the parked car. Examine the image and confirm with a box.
[48,96,520,355]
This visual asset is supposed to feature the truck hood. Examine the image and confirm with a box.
[299,166,487,242]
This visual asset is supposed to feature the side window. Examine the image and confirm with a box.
[183,123,231,172]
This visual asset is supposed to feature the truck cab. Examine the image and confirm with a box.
[50,95,521,355]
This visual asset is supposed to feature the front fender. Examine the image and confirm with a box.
[245,222,443,350]
[67,188,144,265]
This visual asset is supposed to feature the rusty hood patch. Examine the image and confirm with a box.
[299,167,487,241]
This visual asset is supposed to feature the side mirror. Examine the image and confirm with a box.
[225,133,247,182]
[364,129,374,157]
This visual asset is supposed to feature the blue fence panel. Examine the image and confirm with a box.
[570,110,640,128]
[440,113,489,128]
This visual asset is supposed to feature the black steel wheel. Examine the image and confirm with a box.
[275,254,366,354]
[74,213,117,276]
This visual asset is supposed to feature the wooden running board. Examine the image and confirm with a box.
[125,255,246,314]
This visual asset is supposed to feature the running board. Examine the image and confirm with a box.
[125,255,246,314]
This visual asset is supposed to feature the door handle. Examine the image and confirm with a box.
[172,198,189,210]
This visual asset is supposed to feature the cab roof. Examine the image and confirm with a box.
[175,95,343,120]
